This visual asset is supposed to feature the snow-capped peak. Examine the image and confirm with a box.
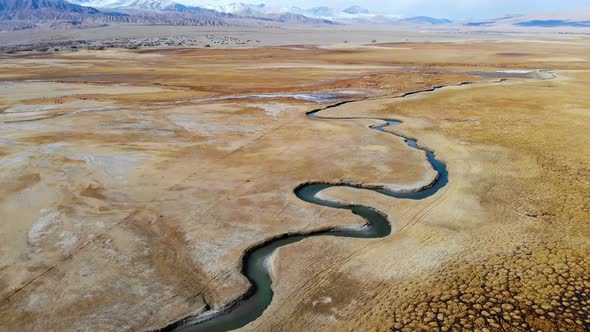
[69,0,188,11]
[66,0,449,26]
[342,6,369,15]
[115,0,179,10]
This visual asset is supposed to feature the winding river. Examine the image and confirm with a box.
[166,104,447,332]
[163,71,553,332]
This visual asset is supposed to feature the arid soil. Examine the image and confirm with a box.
[0,35,589,331]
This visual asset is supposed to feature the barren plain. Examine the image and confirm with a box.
[0,32,589,331]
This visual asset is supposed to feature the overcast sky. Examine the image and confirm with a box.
[225,0,590,20]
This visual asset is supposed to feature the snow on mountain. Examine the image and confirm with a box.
[401,16,452,25]
[202,3,267,16]
[70,0,188,11]
[199,3,332,24]
[66,0,452,26]
[298,5,404,24]
[342,6,369,15]
[113,0,181,11]
[68,0,236,19]
[304,6,337,18]
[68,0,118,8]
[279,6,304,15]
[463,12,590,28]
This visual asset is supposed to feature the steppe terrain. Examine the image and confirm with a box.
[0,31,589,331]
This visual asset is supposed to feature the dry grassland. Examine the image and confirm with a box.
[0,37,588,331]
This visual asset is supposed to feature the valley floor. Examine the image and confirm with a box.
[0,32,589,331]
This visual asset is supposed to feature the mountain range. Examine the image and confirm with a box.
[2,0,589,31]
[0,0,457,30]
[185,3,452,25]
[0,0,277,30]
[0,0,107,20]
[463,13,590,28]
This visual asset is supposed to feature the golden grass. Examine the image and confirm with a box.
[0,41,589,332]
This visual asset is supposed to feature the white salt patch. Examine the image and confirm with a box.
[28,211,62,245]
[0,143,68,168]
[246,103,300,117]
[1,144,141,185]
[0,111,50,118]
[168,114,266,136]
[0,137,18,146]
[314,191,342,205]
[312,296,333,306]
[57,230,79,254]
[333,223,369,232]
[68,152,142,179]
[191,90,366,104]
[264,250,277,277]
[4,104,58,113]
[496,70,535,74]
[65,106,117,117]
[382,183,421,193]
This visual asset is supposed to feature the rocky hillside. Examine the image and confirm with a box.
[0,0,111,20]
[0,0,269,29]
